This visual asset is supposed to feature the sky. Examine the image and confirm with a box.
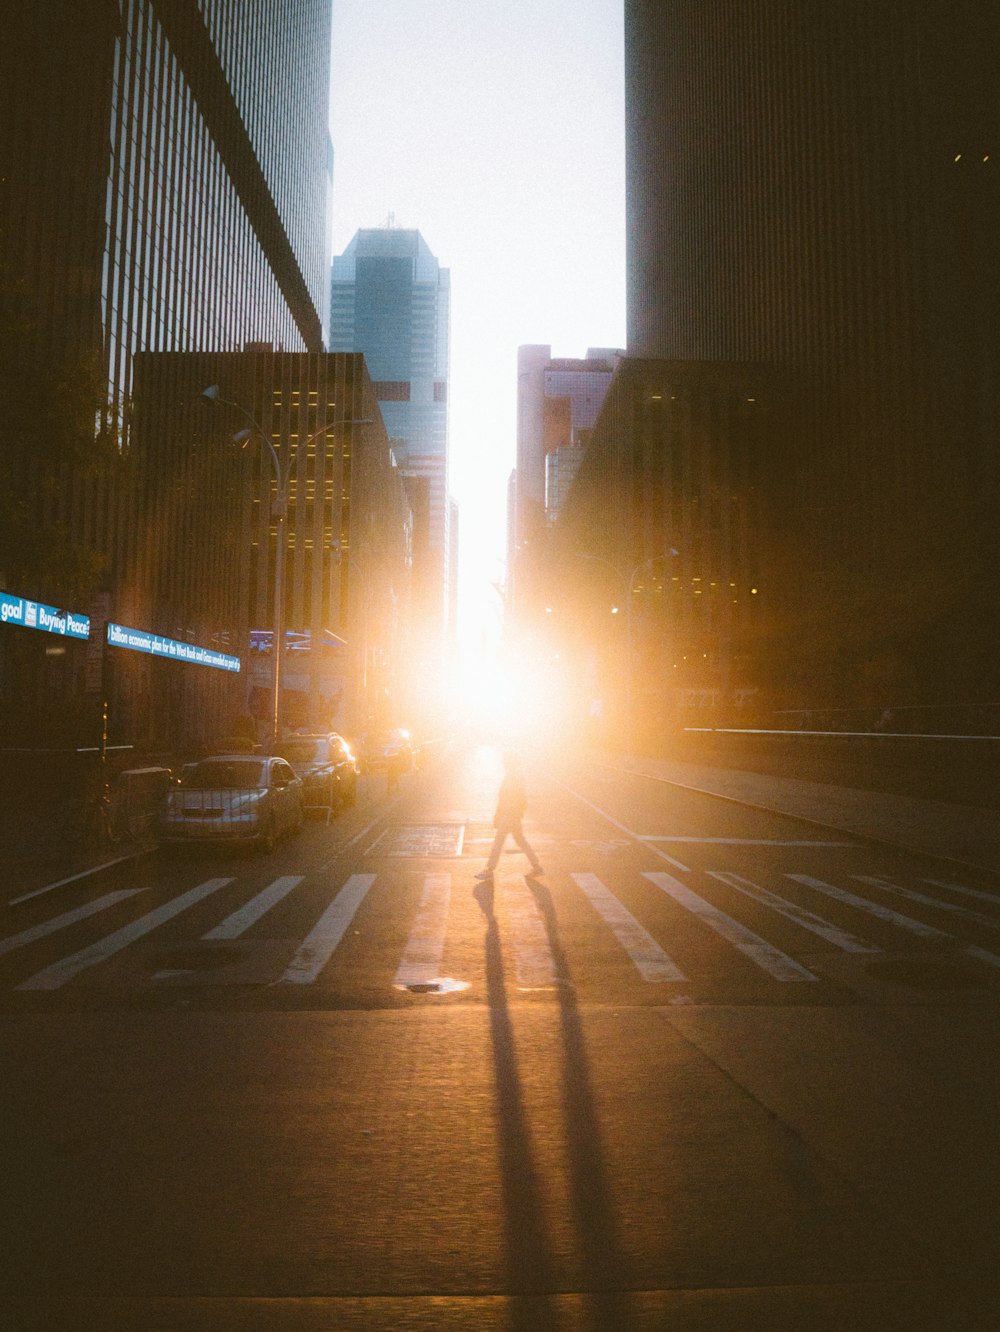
[328,0,626,651]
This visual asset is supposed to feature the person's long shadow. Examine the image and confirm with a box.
[474,879,558,1331]
[527,875,632,1330]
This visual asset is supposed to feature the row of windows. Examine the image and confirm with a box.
[200,0,330,314]
[102,2,306,426]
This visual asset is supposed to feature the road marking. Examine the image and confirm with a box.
[553,780,690,871]
[644,872,818,981]
[276,874,375,985]
[924,879,1000,908]
[854,876,1000,931]
[963,945,1000,972]
[0,890,147,957]
[709,872,879,953]
[790,875,1000,974]
[9,855,141,905]
[16,879,232,991]
[370,824,465,857]
[202,875,304,940]
[787,875,950,939]
[395,873,451,987]
[572,873,686,981]
[501,875,557,988]
[643,837,852,846]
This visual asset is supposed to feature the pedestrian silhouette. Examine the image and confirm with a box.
[475,749,542,880]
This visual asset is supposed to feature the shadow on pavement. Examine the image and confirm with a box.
[527,875,633,1331]
[474,879,559,1331]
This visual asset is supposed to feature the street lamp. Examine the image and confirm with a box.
[202,385,371,747]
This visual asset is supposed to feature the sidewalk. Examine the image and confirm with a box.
[601,753,1000,877]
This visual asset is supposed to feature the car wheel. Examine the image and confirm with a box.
[259,818,277,854]
[344,775,357,807]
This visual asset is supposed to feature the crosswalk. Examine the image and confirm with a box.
[3,860,1000,997]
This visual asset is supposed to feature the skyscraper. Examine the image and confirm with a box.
[512,346,620,614]
[3,1,330,392]
[516,346,620,535]
[623,0,1000,706]
[0,0,333,743]
[329,228,452,648]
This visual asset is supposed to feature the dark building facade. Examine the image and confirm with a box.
[512,346,621,610]
[0,0,332,747]
[622,0,1000,711]
[550,359,793,737]
[127,352,410,746]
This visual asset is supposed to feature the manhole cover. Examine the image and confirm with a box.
[394,976,470,995]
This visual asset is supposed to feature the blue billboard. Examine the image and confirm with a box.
[0,592,89,640]
[107,623,241,673]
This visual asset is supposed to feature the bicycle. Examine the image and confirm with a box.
[75,783,121,854]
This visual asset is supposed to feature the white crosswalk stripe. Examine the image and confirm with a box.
[787,874,952,939]
[0,890,147,958]
[789,874,1000,973]
[572,872,686,981]
[16,878,232,991]
[275,874,375,985]
[501,874,558,988]
[854,875,1000,930]
[644,871,818,981]
[709,872,880,954]
[203,875,305,940]
[395,873,451,988]
[923,879,1000,908]
[8,864,1000,995]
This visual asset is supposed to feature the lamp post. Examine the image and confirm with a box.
[202,385,371,747]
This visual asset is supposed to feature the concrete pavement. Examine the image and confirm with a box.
[597,751,1000,877]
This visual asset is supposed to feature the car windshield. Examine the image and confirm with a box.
[276,739,324,765]
[187,759,265,790]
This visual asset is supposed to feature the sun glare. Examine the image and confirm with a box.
[456,636,563,747]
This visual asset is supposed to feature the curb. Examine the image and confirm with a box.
[8,841,155,908]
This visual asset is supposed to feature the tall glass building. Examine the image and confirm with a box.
[3,0,330,390]
[329,228,452,647]
[0,0,332,744]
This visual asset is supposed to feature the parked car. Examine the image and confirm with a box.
[156,754,303,852]
[358,728,415,776]
[275,732,358,813]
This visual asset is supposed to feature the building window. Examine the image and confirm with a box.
[375,380,411,401]
[433,380,447,402]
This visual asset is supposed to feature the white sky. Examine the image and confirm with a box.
[328,0,626,649]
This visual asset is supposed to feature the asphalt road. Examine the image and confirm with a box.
[2,741,999,1330]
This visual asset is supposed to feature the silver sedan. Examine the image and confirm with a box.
[157,755,304,853]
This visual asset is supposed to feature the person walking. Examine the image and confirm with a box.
[475,749,542,880]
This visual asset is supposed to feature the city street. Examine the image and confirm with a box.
[2,741,999,1330]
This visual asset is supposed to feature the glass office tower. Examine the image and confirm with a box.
[0,0,332,744]
[330,228,452,647]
